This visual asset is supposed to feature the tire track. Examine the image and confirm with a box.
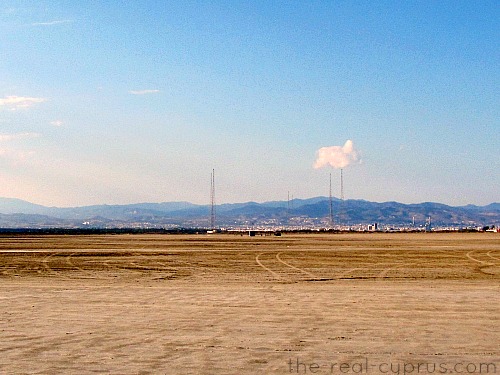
[0,265,18,276]
[377,264,407,280]
[136,253,179,272]
[138,252,207,280]
[255,252,284,281]
[275,252,318,279]
[486,251,500,262]
[66,253,121,279]
[466,251,495,266]
[42,252,61,277]
[66,252,101,278]
[42,252,83,280]
[336,267,367,279]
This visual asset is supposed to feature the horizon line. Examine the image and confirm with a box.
[0,196,498,210]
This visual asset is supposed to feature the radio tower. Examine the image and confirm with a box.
[339,168,345,226]
[340,168,344,201]
[210,169,216,229]
[329,173,334,227]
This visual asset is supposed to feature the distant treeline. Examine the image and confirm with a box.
[0,228,203,235]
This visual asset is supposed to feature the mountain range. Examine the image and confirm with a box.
[0,197,499,229]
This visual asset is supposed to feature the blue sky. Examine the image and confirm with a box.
[0,1,498,207]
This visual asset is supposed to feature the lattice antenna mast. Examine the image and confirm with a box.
[339,168,345,226]
[340,168,344,202]
[210,169,216,229]
[287,191,290,215]
[329,173,334,227]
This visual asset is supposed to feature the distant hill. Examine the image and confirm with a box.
[0,197,498,229]
[0,197,49,215]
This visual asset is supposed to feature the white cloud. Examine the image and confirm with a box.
[0,132,40,142]
[0,96,47,110]
[50,120,64,127]
[129,89,160,95]
[313,140,361,169]
[31,19,73,26]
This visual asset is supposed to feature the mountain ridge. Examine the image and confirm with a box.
[0,197,498,229]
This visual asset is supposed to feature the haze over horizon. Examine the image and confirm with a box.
[0,195,499,212]
[1,1,498,207]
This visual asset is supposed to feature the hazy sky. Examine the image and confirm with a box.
[0,1,498,207]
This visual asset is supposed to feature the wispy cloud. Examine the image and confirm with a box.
[129,89,160,95]
[0,132,41,142]
[2,7,20,15]
[50,120,64,127]
[0,148,36,162]
[0,132,40,164]
[31,19,73,26]
[0,96,47,110]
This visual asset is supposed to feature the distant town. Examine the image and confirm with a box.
[0,196,498,233]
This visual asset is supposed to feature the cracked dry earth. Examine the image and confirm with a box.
[0,233,498,374]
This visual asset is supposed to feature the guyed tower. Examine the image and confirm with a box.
[340,168,344,226]
[329,173,334,227]
[210,169,216,230]
[329,168,345,227]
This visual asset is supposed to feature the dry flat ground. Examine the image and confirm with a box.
[0,233,498,374]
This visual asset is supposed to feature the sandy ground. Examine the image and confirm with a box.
[0,233,498,374]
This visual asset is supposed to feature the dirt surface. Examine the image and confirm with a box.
[0,233,498,374]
